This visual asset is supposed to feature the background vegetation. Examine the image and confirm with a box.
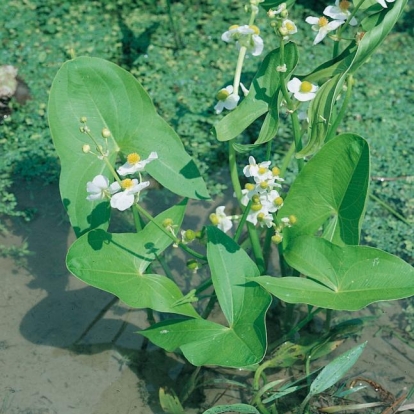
[0,0,413,263]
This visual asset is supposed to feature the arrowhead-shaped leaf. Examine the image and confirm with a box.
[140,227,272,367]
[280,133,370,247]
[66,200,199,317]
[254,236,414,311]
[48,57,209,236]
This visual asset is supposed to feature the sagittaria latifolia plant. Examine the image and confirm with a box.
[49,0,412,403]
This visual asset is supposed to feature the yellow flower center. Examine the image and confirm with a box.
[209,213,219,226]
[245,183,255,191]
[339,0,351,11]
[274,196,284,206]
[216,89,230,101]
[162,218,174,228]
[258,166,268,175]
[229,24,240,31]
[285,22,295,32]
[127,153,141,164]
[300,81,313,93]
[121,178,134,190]
[251,203,262,212]
[257,212,265,221]
[249,25,260,35]
[260,181,269,189]
[272,233,283,244]
[318,16,329,27]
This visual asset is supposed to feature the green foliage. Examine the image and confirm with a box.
[255,236,414,310]
[49,57,209,236]
[300,342,367,411]
[141,227,271,367]
[280,133,370,246]
[3,0,414,410]
[214,42,298,143]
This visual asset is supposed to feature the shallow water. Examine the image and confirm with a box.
[1,182,414,413]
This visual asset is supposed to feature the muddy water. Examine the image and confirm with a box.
[1,182,413,413]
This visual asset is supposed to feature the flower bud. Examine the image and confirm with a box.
[186,259,199,271]
[101,127,111,138]
[183,229,196,242]
[80,116,87,123]
[272,166,281,176]
[82,144,91,153]
[289,215,297,224]
[272,233,283,244]
[162,218,174,228]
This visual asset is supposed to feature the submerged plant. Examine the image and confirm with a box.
[48,0,413,411]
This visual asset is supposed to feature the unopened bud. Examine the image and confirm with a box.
[186,259,199,271]
[82,144,91,153]
[162,218,174,228]
[272,233,283,244]
[101,127,111,138]
[183,229,196,242]
[80,116,87,123]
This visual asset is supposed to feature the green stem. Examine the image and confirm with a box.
[248,222,266,274]
[134,203,207,261]
[234,199,253,243]
[370,193,412,225]
[279,141,295,177]
[324,309,333,331]
[326,75,354,142]
[278,42,304,171]
[268,307,323,352]
[132,205,143,232]
[233,46,247,95]
[165,0,183,50]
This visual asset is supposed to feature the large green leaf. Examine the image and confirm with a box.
[254,236,414,310]
[280,133,370,247]
[66,200,199,318]
[48,57,209,236]
[140,227,272,367]
[214,42,298,142]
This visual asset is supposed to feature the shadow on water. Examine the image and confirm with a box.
[8,180,203,412]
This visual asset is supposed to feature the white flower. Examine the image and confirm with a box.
[243,156,271,179]
[268,3,287,17]
[210,206,233,233]
[305,16,344,45]
[117,151,158,176]
[287,77,319,102]
[247,202,274,227]
[324,0,358,26]
[376,0,395,7]
[86,175,119,201]
[279,19,298,39]
[214,85,240,114]
[110,179,150,211]
[221,25,264,56]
